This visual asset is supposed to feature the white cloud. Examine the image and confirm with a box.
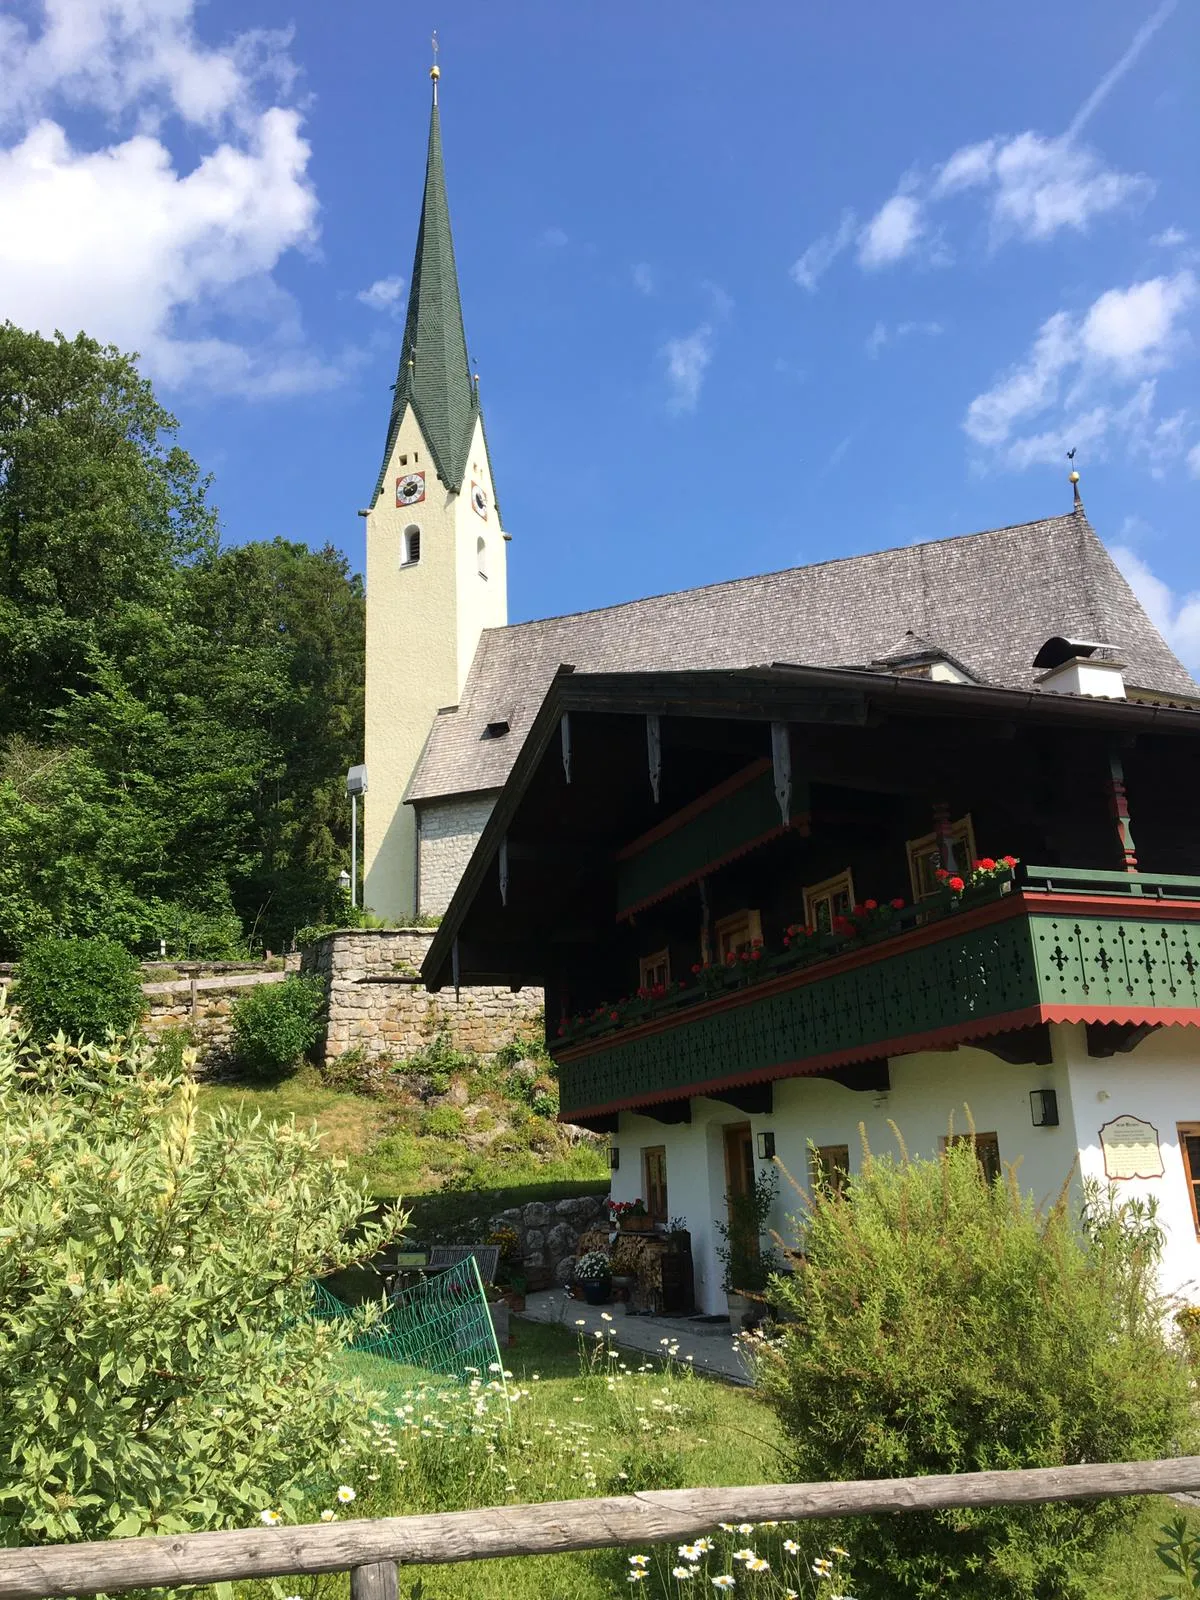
[0,1,332,398]
[1152,226,1188,248]
[1189,441,1200,477]
[866,318,944,357]
[1080,273,1195,369]
[631,261,654,295]
[858,194,923,268]
[702,279,734,318]
[990,133,1151,242]
[661,323,713,414]
[964,272,1197,471]
[790,209,857,292]
[357,275,405,313]
[933,140,996,196]
[538,225,568,248]
[1111,543,1200,670]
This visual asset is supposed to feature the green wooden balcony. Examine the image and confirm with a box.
[555,870,1200,1121]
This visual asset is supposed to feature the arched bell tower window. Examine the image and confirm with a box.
[477,536,488,579]
[402,525,421,566]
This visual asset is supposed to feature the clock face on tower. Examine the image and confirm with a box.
[396,472,426,507]
[471,481,489,520]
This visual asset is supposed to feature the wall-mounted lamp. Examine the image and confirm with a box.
[609,1146,620,1170]
[756,1131,776,1160]
[1030,1089,1059,1127]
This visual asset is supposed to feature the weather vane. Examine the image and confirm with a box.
[430,30,440,100]
[1066,448,1082,509]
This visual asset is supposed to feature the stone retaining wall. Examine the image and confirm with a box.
[301,928,544,1062]
[484,1193,609,1286]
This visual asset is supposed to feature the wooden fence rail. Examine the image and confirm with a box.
[3,1457,1200,1600]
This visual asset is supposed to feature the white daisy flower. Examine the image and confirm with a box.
[259,1510,280,1526]
[336,1485,356,1504]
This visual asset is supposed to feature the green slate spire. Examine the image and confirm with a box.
[375,69,479,499]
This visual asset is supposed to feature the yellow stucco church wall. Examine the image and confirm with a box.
[363,408,507,919]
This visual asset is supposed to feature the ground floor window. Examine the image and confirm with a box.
[643,1146,668,1223]
[943,1130,1002,1183]
[810,1143,851,1196]
[1179,1125,1200,1234]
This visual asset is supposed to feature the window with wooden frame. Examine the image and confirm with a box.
[809,1143,850,1196]
[714,909,763,962]
[907,814,977,900]
[639,948,670,991]
[943,1130,1002,1183]
[643,1146,668,1224]
[803,870,855,934]
[1179,1125,1200,1235]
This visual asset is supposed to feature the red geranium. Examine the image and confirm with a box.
[976,857,996,872]
[864,898,878,911]
[949,876,964,893]
[890,897,905,910]
[1003,854,1018,868]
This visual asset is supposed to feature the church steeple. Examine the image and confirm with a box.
[374,72,479,499]
[362,55,508,923]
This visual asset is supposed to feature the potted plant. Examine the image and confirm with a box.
[715,1170,781,1323]
[610,1198,653,1233]
[504,1270,528,1313]
[573,1250,613,1305]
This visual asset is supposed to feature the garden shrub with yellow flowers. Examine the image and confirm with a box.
[752,1131,1195,1600]
[0,993,405,1544]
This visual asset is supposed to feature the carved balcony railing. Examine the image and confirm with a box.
[554,868,1200,1121]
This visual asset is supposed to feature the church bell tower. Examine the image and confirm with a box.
[363,59,509,919]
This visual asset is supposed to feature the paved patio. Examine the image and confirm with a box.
[518,1288,751,1384]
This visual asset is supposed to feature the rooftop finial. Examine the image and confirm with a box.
[1067,447,1082,510]
[430,30,440,103]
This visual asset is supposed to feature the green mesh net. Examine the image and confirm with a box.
[313,1257,504,1400]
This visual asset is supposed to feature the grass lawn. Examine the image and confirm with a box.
[225,1319,1196,1600]
[196,1067,608,1206]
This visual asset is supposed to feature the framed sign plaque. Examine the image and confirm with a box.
[1099,1115,1164,1181]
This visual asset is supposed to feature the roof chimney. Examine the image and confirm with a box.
[1033,638,1125,699]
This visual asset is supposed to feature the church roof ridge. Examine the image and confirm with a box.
[405,505,1198,805]
[373,84,479,501]
[492,510,1097,634]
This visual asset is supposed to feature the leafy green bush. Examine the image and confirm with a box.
[0,997,405,1542]
[229,974,325,1080]
[421,1104,465,1137]
[754,1132,1193,1600]
[14,935,146,1044]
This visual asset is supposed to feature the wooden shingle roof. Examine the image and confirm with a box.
[406,510,1197,804]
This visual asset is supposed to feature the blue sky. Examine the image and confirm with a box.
[2,0,1199,664]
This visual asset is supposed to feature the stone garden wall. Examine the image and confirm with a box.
[300,928,544,1062]
[483,1193,609,1287]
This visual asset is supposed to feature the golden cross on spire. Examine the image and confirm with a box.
[430,30,440,102]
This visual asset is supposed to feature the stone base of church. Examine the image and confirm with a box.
[300,927,542,1062]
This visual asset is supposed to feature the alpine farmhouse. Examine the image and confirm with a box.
[366,71,1200,1315]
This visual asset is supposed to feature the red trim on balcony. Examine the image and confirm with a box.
[559,888,1200,1065]
[558,1005,1200,1123]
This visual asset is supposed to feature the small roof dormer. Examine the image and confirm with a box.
[868,630,977,685]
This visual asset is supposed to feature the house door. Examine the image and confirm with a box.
[723,1118,756,1207]
[723,1123,759,1286]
